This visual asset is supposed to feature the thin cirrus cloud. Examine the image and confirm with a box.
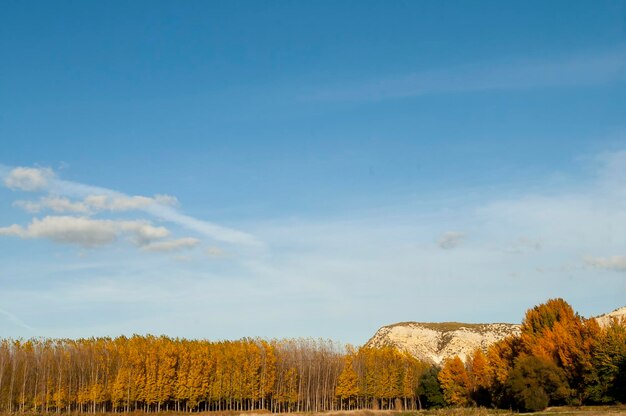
[14,194,180,214]
[5,167,181,214]
[310,47,626,102]
[0,165,262,249]
[142,237,201,253]
[50,175,260,247]
[437,231,465,249]
[585,255,626,272]
[0,308,35,331]
[84,194,180,212]
[3,150,626,339]
[206,246,226,258]
[14,196,91,213]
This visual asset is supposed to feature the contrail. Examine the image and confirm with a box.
[0,308,35,331]
[310,47,626,102]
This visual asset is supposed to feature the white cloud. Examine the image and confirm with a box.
[585,255,626,271]
[14,194,181,214]
[14,196,90,213]
[4,167,55,191]
[504,237,543,254]
[84,194,179,211]
[154,194,180,207]
[0,225,25,237]
[0,164,259,247]
[438,231,465,249]
[0,216,169,248]
[118,221,169,245]
[4,149,626,341]
[206,246,226,258]
[142,237,200,252]
[0,216,118,247]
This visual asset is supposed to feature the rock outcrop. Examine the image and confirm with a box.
[594,306,626,327]
[366,306,626,365]
[365,321,520,365]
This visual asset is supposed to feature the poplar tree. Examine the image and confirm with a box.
[335,352,359,410]
[438,357,470,406]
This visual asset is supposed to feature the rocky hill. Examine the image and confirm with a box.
[594,306,626,327]
[365,321,520,365]
[366,306,625,365]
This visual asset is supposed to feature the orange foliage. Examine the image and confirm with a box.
[438,356,470,406]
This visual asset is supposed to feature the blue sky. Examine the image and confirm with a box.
[1,1,625,344]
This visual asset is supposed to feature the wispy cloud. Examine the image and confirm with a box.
[2,149,626,340]
[504,237,543,254]
[311,48,626,102]
[142,237,200,252]
[4,166,55,191]
[14,196,91,213]
[14,194,179,214]
[438,231,465,249]
[206,246,226,258]
[50,176,260,247]
[0,165,262,248]
[84,194,180,212]
[585,255,626,272]
[0,308,35,331]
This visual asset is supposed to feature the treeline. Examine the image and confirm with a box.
[0,299,623,414]
[0,336,425,414]
[436,299,626,411]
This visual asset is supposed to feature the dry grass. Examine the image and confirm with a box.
[3,407,625,416]
[281,406,626,416]
[534,405,626,415]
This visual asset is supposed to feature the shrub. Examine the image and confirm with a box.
[506,355,570,412]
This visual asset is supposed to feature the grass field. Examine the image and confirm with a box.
[1,408,625,416]
[280,407,625,416]
[329,407,626,416]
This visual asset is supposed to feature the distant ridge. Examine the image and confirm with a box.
[366,306,626,365]
[365,321,520,365]
[594,306,626,327]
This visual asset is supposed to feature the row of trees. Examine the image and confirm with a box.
[335,346,427,410]
[437,299,626,411]
[0,298,622,413]
[0,336,429,414]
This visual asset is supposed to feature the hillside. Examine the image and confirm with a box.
[365,321,520,364]
[594,306,626,327]
[366,306,626,365]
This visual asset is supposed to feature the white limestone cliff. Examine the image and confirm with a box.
[366,306,625,365]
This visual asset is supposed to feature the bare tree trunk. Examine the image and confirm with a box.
[20,358,28,413]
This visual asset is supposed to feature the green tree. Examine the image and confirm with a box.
[506,356,570,412]
[586,319,626,403]
[417,366,445,409]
